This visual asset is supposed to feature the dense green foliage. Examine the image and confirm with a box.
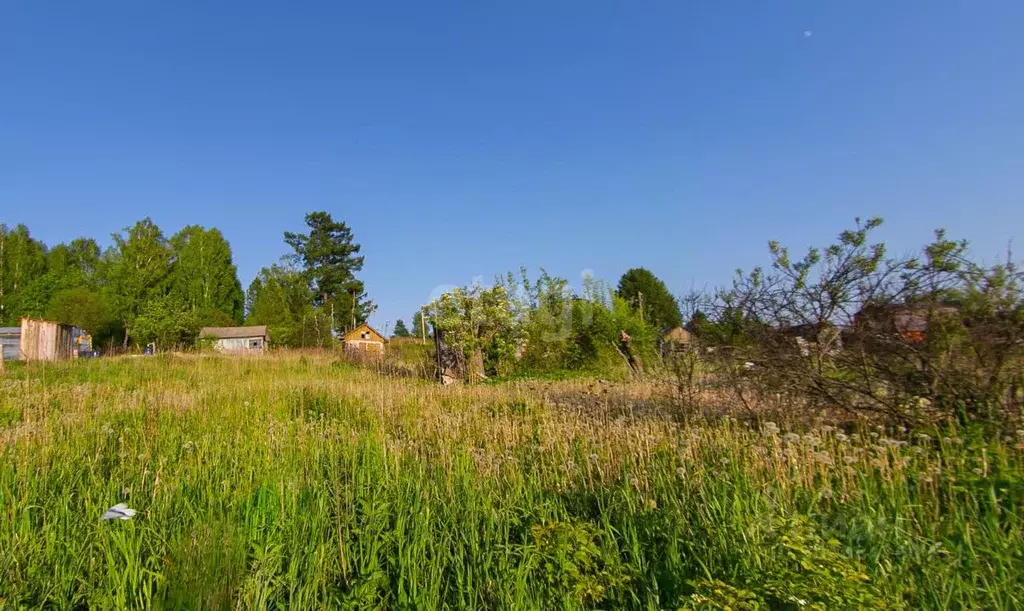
[411,310,428,339]
[425,271,659,380]
[616,267,682,332]
[169,226,245,325]
[0,224,53,324]
[0,221,246,349]
[245,264,334,349]
[1,354,1021,608]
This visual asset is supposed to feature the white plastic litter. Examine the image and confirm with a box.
[100,503,137,521]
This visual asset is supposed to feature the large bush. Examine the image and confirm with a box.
[692,218,1024,429]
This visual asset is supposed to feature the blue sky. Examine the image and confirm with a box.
[3,1,1023,331]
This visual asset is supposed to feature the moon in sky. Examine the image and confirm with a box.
[804,30,813,37]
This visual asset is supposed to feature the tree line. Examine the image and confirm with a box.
[0,211,370,351]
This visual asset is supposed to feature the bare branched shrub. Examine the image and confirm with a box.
[691,218,1024,429]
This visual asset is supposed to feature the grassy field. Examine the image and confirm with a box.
[1,353,1022,609]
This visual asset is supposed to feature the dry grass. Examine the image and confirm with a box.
[0,352,1022,609]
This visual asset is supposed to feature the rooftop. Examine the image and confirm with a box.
[199,325,268,339]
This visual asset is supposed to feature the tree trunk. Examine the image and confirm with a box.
[468,347,486,380]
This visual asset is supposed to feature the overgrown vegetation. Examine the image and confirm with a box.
[4,215,1023,607]
[424,270,657,381]
[415,219,1022,436]
[2,354,1022,608]
[682,218,1024,430]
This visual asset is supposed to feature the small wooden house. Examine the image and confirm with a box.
[199,325,269,353]
[662,326,693,356]
[342,323,386,356]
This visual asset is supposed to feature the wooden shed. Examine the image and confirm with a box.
[342,323,386,356]
[18,318,76,361]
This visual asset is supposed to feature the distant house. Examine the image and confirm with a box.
[662,327,693,356]
[854,304,960,343]
[342,323,385,356]
[199,325,268,353]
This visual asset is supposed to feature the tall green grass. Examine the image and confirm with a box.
[1,354,1022,608]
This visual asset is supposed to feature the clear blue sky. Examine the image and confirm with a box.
[3,1,1023,331]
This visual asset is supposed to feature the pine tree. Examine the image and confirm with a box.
[616,268,682,332]
[284,212,373,333]
[392,319,411,337]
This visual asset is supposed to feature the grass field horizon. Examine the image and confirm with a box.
[2,353,1022,609]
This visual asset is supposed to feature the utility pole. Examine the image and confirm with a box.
[638,291,644,324]
[420,306,427,344]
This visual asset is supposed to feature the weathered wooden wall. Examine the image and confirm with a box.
[19,318,75,362]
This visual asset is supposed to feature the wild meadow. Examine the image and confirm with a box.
[1,352,1022,609]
